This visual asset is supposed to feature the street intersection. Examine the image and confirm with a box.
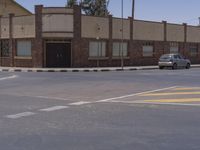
[0,69,200,150]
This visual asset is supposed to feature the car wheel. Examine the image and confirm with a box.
[159,66,164,69]
[186,63,190,69]
[172,63,177,70]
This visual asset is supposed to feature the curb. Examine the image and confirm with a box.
[0,67,158,73]
[0,65,200,73]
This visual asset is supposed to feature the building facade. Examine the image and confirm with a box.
[0,4,200,68]
[0,0,32,16]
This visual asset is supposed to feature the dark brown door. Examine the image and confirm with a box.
[46,43,71,68]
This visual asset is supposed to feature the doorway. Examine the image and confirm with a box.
[46,42,71,68]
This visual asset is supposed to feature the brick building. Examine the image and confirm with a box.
[0,2,200,68]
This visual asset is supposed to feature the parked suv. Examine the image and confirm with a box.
[158,54,191,69]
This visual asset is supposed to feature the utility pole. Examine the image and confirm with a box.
[132,0,135,19]
[198,17,200,26]
[80,0,82,6]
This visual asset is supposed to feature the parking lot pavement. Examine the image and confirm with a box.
[1,69,200,150]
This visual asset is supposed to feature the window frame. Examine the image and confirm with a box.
[89,41,106,58]
[170,42,179,54]
[112,42,128,58]
[0,40,10,58]
[142,42,154,57]
[16,40,32,57]
[189,44,198,57]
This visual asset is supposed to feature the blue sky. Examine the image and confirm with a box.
[17,0,200,25]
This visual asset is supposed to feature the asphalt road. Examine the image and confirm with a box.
[0,68,200,150]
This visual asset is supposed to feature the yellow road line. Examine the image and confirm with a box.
[141,92,200,96]
[173,87,200,91]
[144,98,200,103]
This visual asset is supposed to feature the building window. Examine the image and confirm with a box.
[143,42,154,57]
[0,40,10,57]
[89,41,106,57]
[189,44,198,57]
[112,42,128,57]
[17,41,32,57]
[170,42,179,54]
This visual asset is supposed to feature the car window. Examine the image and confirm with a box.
[177,55,182,59]
[160,55,171,59]
[174,55,178,59]
[179,55,184,59]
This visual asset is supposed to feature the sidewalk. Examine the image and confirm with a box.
[0,65,200,73]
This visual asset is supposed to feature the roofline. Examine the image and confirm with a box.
[12,0,33,15]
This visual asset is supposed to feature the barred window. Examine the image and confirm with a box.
[17,41,32,57]
[170,42,179,54]
[89,41,106,57]
[189,45,198,57]
[0,40,10,57]
[112,42,128,57]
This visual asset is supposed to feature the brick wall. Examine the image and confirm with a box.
[33,5,43,67]
[72,5,82,67]
[14,59,33,67]
[74,39,200,67]
[1,58,12,66]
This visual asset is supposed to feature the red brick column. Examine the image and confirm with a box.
[162,21,167,42]
[182,23,188,56]
[33,5,43,67]
[198,43,200,63]
[72,5,82,67]
[183,23,187,43]
[131,18,142,66]
[162,21,169,54]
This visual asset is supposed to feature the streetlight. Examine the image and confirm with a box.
[121,0,124,69]
[96,36,100,67]
[96,24,101,67]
